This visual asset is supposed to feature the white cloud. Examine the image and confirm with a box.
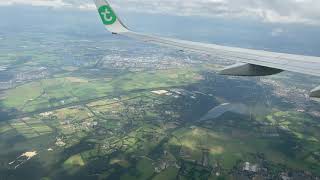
[271,28,285,37]
[1,0,320,25]
[108,0,320,25]
[0,0,70,7]
[78,3,95,10]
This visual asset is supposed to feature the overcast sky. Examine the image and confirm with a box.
[1,0,320,26]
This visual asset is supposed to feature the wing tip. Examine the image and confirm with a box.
[93,0,129,34]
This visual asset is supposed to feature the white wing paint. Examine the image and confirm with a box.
[93,0,320,98]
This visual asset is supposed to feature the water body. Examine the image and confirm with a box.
[199,103,249,121]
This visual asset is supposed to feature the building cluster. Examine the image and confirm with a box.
[230,160,320,180]
[101,54,190,72]
[260,78,310,106]
[15,67,49,83]
[0,80,13,90]
[0,67,49,90]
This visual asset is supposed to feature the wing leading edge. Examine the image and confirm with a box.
[93,0,320,98]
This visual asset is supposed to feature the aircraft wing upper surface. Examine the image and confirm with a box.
[93,0,320,98]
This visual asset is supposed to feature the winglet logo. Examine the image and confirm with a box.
[98,5,117,25]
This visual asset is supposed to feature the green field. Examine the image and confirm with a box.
[2,68,200,113]
[1,19,320,180]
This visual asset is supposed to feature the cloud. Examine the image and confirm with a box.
[0,0,71,7]
[106,0,320,25]
[1,0,320,25]
[271,28,286,37]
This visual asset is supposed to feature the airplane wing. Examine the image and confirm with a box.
[93,0,320,98]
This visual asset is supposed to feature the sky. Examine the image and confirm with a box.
[1,0,319,56]
[0,0,320,26]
